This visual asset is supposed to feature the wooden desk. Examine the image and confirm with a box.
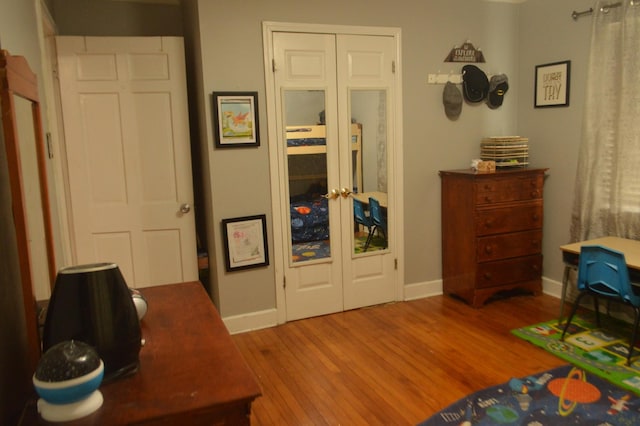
[23,281,261,425]
[352,191,387,208]
[559,236,640,323]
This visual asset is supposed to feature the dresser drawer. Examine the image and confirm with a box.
[476,254,542,289]
[476,203,542,236]
[477,230,542,262]
[475,175,543,205]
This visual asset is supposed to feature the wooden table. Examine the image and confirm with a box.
[23,281,261,425]
[559,236,640,323]
[352,191,387,208]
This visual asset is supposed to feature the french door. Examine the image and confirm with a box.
[265,24,401,321]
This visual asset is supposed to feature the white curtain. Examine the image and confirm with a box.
[571,1,640,242]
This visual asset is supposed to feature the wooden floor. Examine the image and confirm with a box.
[232,293,566,425]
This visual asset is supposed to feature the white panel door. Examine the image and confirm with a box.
[56,36,198,288]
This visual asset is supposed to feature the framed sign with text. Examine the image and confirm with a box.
[535,60,571,108]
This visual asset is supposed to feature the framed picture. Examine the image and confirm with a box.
[212,91,260,147]
[534,60,571,108]
[221,214,269,271]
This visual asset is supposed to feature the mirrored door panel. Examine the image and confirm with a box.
[350,89,388,255]
[284,90,332,263]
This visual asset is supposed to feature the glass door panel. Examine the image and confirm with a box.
[350,90,388,255]
[284,90,332,263]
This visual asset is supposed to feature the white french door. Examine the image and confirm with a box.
[266,24,401,322]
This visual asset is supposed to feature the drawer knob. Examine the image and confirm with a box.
[483,272,492,280]
[485,196,493,203]
[484,245,493,254]
[531,190,540,197]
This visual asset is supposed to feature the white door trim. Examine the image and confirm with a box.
[262,21,404,325]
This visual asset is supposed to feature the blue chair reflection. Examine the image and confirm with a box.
[368,197,387,249]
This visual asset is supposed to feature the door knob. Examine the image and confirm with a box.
[180,203,191,213]
[322,189,340,200]
[340,188,352,198]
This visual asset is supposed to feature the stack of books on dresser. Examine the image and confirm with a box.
[480,136,529,168]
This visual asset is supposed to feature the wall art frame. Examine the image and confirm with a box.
[534,60,571,108]
[221,214,269,272]
[212,91,260,147]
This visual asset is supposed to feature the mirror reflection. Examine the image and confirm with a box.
[283,89,389,264]
[284,90,331,263]
[15,95,52,299]
[351,90,388,255]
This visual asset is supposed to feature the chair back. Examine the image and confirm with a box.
[368,197,386,229]
[577,245,640,305]
[353,199,371,228]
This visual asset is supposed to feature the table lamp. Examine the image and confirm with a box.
[42,263,142,381]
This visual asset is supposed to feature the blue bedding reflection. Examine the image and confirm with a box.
[290,198,329,243]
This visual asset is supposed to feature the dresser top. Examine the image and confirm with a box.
[439,167,548,177]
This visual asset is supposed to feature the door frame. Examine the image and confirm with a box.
[262,21,405,325]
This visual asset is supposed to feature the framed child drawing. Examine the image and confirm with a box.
[212,91,260,148]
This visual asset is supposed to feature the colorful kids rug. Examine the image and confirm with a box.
[512,314,640,395]
[418,364,640,425]
[291,235,386,262]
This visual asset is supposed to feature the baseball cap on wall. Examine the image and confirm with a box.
[443,82,462,120]
[462,65,489,103]
[487,74,509,109]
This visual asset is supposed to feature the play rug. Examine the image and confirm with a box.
[291,235,386,262]
[512,314,640,395]
[418,364,640,425]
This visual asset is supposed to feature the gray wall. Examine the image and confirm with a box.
[518,0,592,291]
[1,0,596,321]
[188,0,594,318]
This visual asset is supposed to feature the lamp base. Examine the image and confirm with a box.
[37,390,103,422]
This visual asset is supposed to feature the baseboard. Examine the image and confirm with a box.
[222,308,278,335]
[223,277,563,334]
[542,276,563,299]
[403,279,443,301]
[403,277,563,301]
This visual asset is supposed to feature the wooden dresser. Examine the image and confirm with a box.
[439,168,547,307]
[23,282,261,425]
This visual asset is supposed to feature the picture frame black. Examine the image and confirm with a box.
[212,91,260,148]
[534,60,571,108]
[221,214,269,272]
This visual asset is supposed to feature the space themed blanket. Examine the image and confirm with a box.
[418,364,640,425]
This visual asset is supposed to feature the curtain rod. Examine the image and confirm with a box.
[571,2,623,20]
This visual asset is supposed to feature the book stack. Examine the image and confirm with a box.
[480,136,529,168]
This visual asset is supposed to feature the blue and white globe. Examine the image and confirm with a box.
[33,340,104,421]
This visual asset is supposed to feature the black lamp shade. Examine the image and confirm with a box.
[42,263,142,381]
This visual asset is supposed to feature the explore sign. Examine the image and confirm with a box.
[444,41,486,63]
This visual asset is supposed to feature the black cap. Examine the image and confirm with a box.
[462,65,489,103]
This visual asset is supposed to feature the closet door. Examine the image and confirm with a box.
[273,32,344,321]
[271,30,398,322]
[338,34,396,310]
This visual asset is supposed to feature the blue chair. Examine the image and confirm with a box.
[353,199,374,251]
[368,197,387,249]
[561,245,640,365]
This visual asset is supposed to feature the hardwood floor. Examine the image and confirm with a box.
[232,293,566,425]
